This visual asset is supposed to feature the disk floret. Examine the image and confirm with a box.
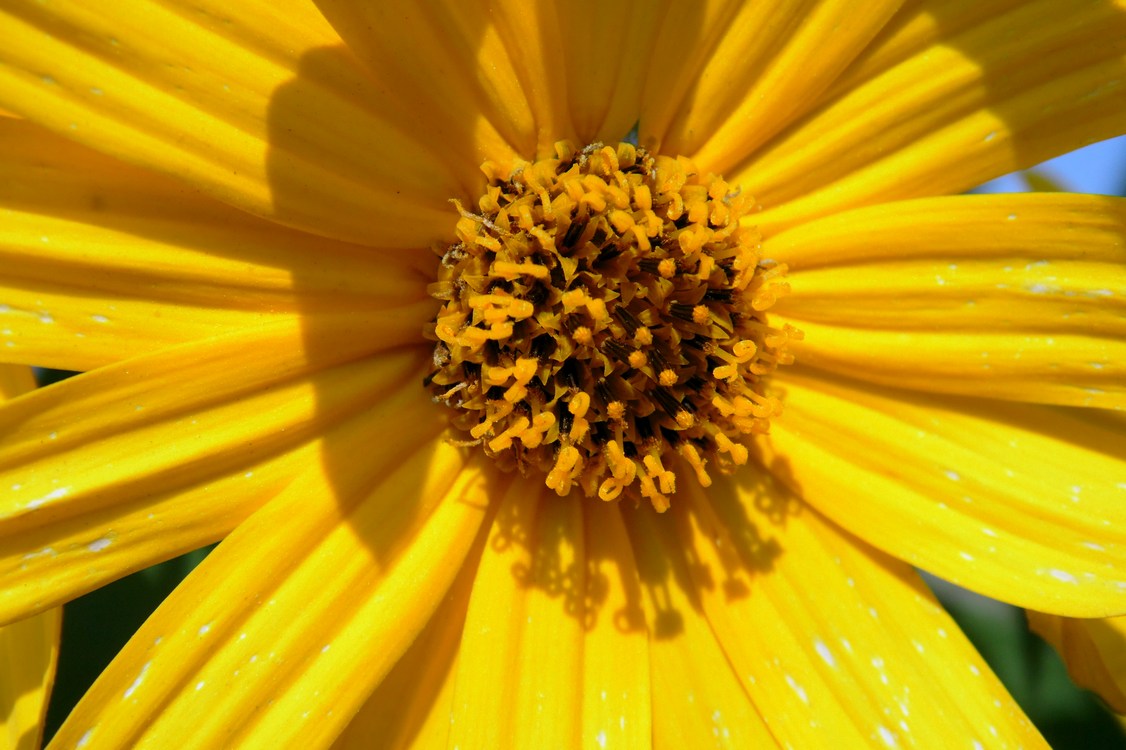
[425,141,799,511]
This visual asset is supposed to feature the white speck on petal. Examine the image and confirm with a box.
[943,470,960,481]
[1047,569,1078,584]
[76,729,94,748]
[785,674,809,704]
[596,730,607,748]
[87,536,113,553]
[91,314,110,323]
[29,486,69,508]
[198,623,212,636]
[959,551,974,561]
[877,725,898,747]
[195,680,206,691]
[123,661,151,699]
[814,639,836,668]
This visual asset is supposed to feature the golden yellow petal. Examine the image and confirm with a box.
[49,431,496,748]
[625,503,777,748]
[448,481,584,748]
[0,365,61,750]
[1028,610,1126,714]
[300,0,529,179]
[0,0,463,247]
[0,117,430,370]
[0,321,428,625]
[445,483,654,749]
[0,366,35,400]
[553,0,667,146]
[760,371,1126,617]
[331,518,488,750]
[766,194,1125,408]
[736,0,1126,231]
[655,0,903,174]
[673,476,1046,748]
[0,608,61,750]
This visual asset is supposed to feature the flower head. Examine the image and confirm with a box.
[1,1,1125,748]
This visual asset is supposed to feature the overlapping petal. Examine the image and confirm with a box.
[767,194,1126,407]
[0,0,480,247]
[0,319,428,625]
[0,118,430,371]
[736,0,1126,230]
[625,505,776,748]
[0,365,60,750]
[447,482,653,749]
[646,0,904,173]
[1027,610,1126,714]
[760,371,1126,617]
[664,476,1046,748]
[48,426,496,748]
[0,608,60,750]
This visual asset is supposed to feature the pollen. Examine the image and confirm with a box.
[425,141,799,511]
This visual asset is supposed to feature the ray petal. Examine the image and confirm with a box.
[0,320,429,625]
[671,475,1046,748]
[735,0,1126,231]
[47,435,496,749]
[759,371,1126,617]
[0,0,470,247]
[766,194,1126,408]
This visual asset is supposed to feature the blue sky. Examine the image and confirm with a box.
[978,134,1126,195]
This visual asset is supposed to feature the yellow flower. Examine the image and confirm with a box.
[1,1,1125,748]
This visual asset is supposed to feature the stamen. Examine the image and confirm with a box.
[424,141,796,510]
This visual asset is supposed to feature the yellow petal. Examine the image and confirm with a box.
[331,512,488,750]
[554,0,667,146]
[1,118,431,371]
[49,428,496,749]
[624,504,777,748]
[736,0,1126,231]
[823,0,1026,101]
[0,608,61,750]
[1027,610,1126,714]
[760,371,1126,617]
[671,475,1046,748]
[651,0,904,173]
[0,0,466,247]
[767,194,1126,408]
[278,0,528,177]
[0,319,428,625]
[0,365,35,400]
[0,364,61,750]
[448,480,653,749]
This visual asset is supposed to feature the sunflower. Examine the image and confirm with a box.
[2,0,1126,747]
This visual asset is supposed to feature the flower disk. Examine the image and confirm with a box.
[426,142,799,511]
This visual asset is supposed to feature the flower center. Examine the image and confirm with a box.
[425,142,798,511]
